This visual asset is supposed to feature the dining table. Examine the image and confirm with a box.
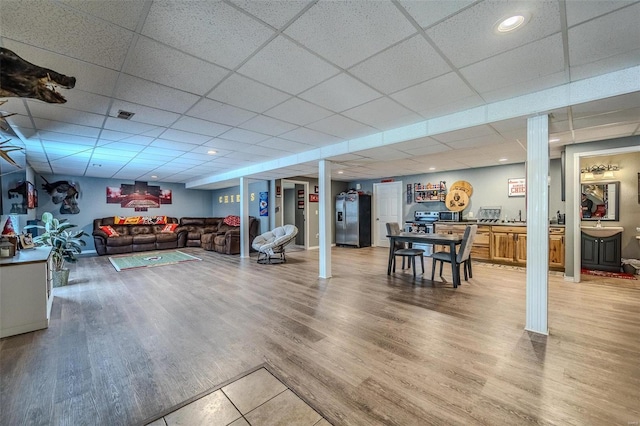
[387,232,464,287]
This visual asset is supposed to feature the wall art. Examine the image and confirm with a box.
[107,181,171,212]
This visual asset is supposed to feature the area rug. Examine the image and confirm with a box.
[109,250,201,271]
[581,268,637,280]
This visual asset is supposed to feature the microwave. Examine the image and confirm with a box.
[438,211,461,222]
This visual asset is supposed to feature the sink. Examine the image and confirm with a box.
[580,226,624,238]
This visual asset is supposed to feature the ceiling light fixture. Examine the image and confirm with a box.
[495,13,529,33]
[337,170,344,174]
[499,158,508,162]
[549,137,560,143]
[207,150,217,155]
[428,167,436,171]
[151,175,158,179]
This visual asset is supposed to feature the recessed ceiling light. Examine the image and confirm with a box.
[495,13,529,33]
[428,167,436,171]
[151,175,157,179]
[499,158,508,162]
[207,150,217,155]
[549,138,560,143]
[337,170,344,174]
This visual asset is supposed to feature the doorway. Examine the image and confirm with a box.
[281,179,309,250]
[373,181,403,247]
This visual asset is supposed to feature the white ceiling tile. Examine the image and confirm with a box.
[426,0,561,68]
[433,125,497,143]
[238,36,340,94]
[391,72,484,118]
[1,1,132,69]
[204,138,253,151]
[157,129,211,145]
[565,0,636,27]
[568,3,640,72]
[110,100,180,127]
[218,128,270,144]
[149,139,197,152]
[402,142,452,157]
[92,147,138,158]
[208,74,291,113]
[573,123,638,143]
[280,127,342,146]
[445,134,506,150]
[35,120,100,138]
[350,35,452,94]
[26,103,104,128]
[57,90,112,115]
[96,130,133,142]
[239,115,298,136]
[393,136,442,151]
[59,0,146,30]
[342,97,422,131]
[264,98,333,126]
[398,0,477,28]
[142,1,275,69]
[103,117,159,134]
[298,73,381,112]
[571,92,640,116]
[306,115,376,140]
[573,108,640,130]
[479,72,567,104]
[354,147,410,161]
[125,37,229,95]
[236,144,287,157]
[461,34,565,97]
[170,117,231,137]
[140,146,183,157]
[187,99,257,126]
[257,137,314,153]
[117,135,155,146]
[230,0,311,29]
[97,142,146,153]
[222,151,260,161]
[115,75,200,114]
[284,1,416,68]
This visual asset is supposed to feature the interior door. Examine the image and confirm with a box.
[294,184,305,246]
[373,182,403,247]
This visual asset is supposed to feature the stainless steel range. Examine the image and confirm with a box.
[403,211,439,256]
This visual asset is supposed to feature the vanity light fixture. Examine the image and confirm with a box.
[580,164,619,179]
[495,12,530,33]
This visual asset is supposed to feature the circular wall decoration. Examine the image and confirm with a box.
[445,190,469,212]
[449,180,473,197]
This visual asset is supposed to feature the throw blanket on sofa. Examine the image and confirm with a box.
[114,215,167,225]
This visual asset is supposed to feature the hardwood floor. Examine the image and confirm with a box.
[1,247,638,426]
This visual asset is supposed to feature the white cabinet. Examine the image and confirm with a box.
[0,247,53,338]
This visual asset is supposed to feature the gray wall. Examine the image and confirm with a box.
[210,180,268,235]
[32,174,213,252]
[351,160,565,224]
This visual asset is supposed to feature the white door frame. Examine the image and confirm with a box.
[280,179,310,250]
[373,181,403,247]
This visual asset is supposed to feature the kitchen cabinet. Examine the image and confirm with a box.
[581,232,621,272]
[414,182,446,203]
[0,247,53,338]
[549,227,565,269]
[491,226,527,264]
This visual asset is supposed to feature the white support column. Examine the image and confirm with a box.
[240,177,250,258]
[319,160,332,279]
[525,114,550,335]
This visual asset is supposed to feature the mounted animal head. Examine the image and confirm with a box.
[0,47,76,103]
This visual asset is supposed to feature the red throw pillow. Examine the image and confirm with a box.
[223,215,241,227]
[160,223,178,233]
[100,225,120,237]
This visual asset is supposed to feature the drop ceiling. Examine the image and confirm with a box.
[1,0,639,189]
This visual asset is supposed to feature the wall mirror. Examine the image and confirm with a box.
[581,181,619,221]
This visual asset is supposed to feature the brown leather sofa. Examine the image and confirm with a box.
[92,217,180,256]
[177,216,260,254]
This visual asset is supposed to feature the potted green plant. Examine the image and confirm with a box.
[26,212,87,287]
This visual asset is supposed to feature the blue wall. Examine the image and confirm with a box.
[210,181,268,234]
[34,174,213,252]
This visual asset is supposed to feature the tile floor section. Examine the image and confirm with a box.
[145,367,331,426]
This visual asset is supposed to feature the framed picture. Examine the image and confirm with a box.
[297,189,304,198]
[26,181,36,209]
[309,193,319,202]
[20,233,35,249]
[297,200,305,209]
[508,178,526,197]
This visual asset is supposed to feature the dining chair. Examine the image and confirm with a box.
[386,222,425,277]
[431,224,477,284]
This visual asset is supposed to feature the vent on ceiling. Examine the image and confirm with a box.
[116,110,135,120]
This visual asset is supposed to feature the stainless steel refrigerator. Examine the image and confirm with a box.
[335,192,371,247]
